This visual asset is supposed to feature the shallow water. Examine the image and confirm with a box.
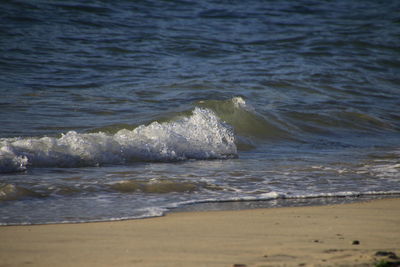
[1,0,399,224]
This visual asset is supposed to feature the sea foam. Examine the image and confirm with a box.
[0,108,237,172]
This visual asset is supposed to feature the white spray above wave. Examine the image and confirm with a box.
[0,108,237,173]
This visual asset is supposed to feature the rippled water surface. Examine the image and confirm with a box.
[1,0,399,224]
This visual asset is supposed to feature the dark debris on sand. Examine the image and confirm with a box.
[374,251,400,267]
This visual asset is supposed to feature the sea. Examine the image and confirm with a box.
[1,0,399,225]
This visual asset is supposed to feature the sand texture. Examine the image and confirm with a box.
[0,198,399,267]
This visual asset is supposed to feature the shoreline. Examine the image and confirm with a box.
[3,194,399,227]
[1,198,399,266]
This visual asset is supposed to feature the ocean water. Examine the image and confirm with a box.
[1,0,399,225]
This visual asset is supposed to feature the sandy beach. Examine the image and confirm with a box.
[1,198,399,267]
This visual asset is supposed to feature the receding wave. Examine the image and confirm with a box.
[109,179,223,194]
[0,183,44,201]
[0,107,236,173]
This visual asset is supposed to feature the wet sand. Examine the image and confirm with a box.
[0,198,399,267]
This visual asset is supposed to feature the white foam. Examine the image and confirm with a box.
[0,108,237,172]
[356,153,400,180]
[0,145,28,172]
[231,96,255,112]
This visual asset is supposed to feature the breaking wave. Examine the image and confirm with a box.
[0,107,236,173]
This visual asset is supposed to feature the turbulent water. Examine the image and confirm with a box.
[1,0,399,224]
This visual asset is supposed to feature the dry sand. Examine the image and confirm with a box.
[1,198,399,267]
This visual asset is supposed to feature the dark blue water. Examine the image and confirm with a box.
[1,0,399,224]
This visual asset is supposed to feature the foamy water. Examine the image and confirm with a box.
[0,107,236,172]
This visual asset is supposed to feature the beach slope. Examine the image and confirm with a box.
[1,198,399,267]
